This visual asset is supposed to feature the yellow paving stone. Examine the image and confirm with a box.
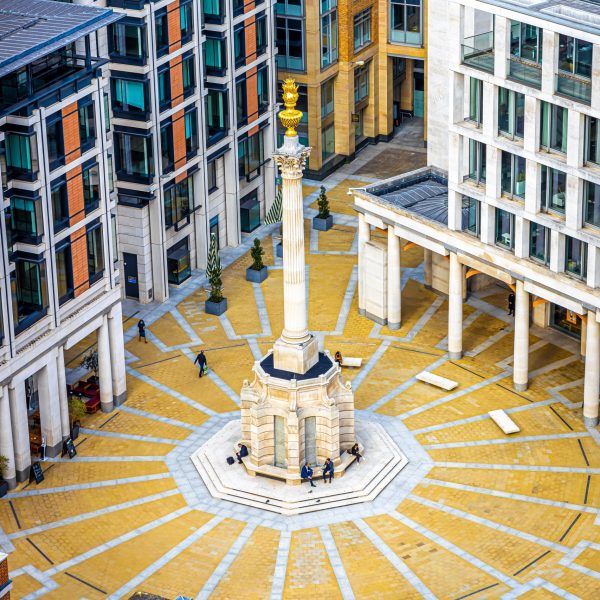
[400,242,424,268]
[126,337,179,368]
[519,589,564,599]
[283,528,342,600]
[574,547,600,572]
[85,410,190,441]
[0,479,176,534]
[41,572,106,599]
[74,434,175,457]
[530,554,600,598]
[462,313,509,353]
[560,383,584,404]
[364,514,507,599]
[317,224,355,252]
[303,184,318,198]
[204,342,255,396]
[411,298,450,347]
[136,518,246,599]
[211,526,280,599]
[9,573,43,598]
[518,343,573,372]
[342,290,377,339]
[330,521,421,598]
[322,337,380,383]
[150,311,192,347]
[261,267,285,340]
[309,179,369,216]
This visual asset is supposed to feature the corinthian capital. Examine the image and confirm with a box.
[274,147,311,179]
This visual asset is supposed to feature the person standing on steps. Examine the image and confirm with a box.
[301,462,316,490]
[508,292,515,316]
[138,319,148,343]
[194,350,207,378]
[322,457,334,483]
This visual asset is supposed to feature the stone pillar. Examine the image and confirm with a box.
[108,304,127,406]
[424,249,433,288]
[358,213,371,315]
[9,382,30,482]
[57,347,70,440]
[38,352,63,457]
[0,387,16,488]
[513,281,530,392]
[448,253,463,360]
[387,232,401,329]
[97,315,114,413]
[583,314,600,427]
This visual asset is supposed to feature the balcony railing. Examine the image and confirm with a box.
[507,57,542,88]
[461,32,494,73]
[556,70,591,104]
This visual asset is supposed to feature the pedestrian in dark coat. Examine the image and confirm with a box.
[508,293,515,316]
[194,350,207,378]
[138,319,148,343]
[301,462,316,488]
[322,458,334,483]
[236,443,249,464]
[350,443,362,463]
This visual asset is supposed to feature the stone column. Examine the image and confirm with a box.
[387,231,401,329]
[448,253,463,360]
[424,249,433,288]
[583,313,600,427]
[57,347,70,440]
[9,382,30,482]
[108,304,127,406]
[513,281,530,392]
[97,315,114,413]
[0,387,16,488]
[358,213,370,315]
[38,353,63,457]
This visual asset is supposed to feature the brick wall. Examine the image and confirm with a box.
[172,108,187,171]
[0,553,10,599]
[71,230,89,297]
[245,17,256,65]
[61,102,81,164]
[170,56,184,107]
[338,0,378,63]
[246,68,258,128]
[167,0,182,53]
[66,165,84,227]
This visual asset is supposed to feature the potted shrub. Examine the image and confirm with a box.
[69,395,86,440]
[312,186,333,231]
[205,233,227,315]
[0,455,9,497]
[246,238,268,283]
[80,350,99,384]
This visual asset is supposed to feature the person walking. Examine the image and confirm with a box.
[301,462,316,489]
[194,350,207,378]
[508,293,515,316]
[322,458,334,484]
[138,319,148,343]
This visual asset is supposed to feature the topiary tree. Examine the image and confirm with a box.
[80,350,99,380]
[68,396,87,427]
[317,185,330,219]
[0,455,8,479]
[206,232,223,303]
[250,238,265,271]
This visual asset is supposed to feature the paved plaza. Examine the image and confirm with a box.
[1,137,599,599]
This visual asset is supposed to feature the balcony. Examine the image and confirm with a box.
[556,71,591,105]
[462,32,494,74]
[507,57,542,88]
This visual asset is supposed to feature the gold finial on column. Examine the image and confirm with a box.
[278,78,303,137]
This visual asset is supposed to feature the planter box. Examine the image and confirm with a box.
[205,298,228,316]
[313,215,333,231]
[71,423,80,440]
[276,243,283,258]
[246,266,268,283]
[0,480,8,498]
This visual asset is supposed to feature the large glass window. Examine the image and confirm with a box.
[51,179,69,233]
[55,244,74,304]
[236,78,247,127]
[234,25,246,67]
[240,191,260,233]
[468,77,482,125]
[321,78,335,117]
[508,21,542,86]
[468,139,486,184]
[276,17,304,71]
[8,197,43,244]
[530,222,550,264]
[559,35,592,79]
[390,0,422,45]
[46,117,64,170]
[565,236,586,279]
[322,123,335,162]
[203,0,225,24]
[238,130,265,179]
[501,152,526,198]
[495,209,514,250]
[114,132,154,181]
[498,87,525,139]
[167,238,191,284]
[164,175,193,228]
[180,0,194,43]
[205,89,229,145]
[354,63,369,103]
[184,108,198,156]
[12,259,48,333]
[257,67,269,115]
[584,180,600,228]
[108,22,146,63]
[5,133,35,179]
[86,224,104,284]
[540,101,568,153]
[78,100,96,151]
[160,121,174,173]
[155,9,169,58]
[111,78,148,117]
[321,0,338,68]
[158,67,171,110]
[353,9,371,51]
[462,196,479,235]
[256,13,267,57]
[182,52,196,97]
[207,159,218,192]
[275,0,303,17]
[83,163,100,214]
[204,37,227,76]
[585,116,600,166]
[541,165,566,213]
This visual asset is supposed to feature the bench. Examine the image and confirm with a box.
[488,409,520,434]
[416,371,458,391]
[341,357,362,368]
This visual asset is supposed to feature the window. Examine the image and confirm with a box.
[205,37,227,76]
[322,123,335,162]
[321,78,335,117]
[111,213,118,263]
[508,21,542,86]
[354,64,369,103]
[240,190,260,233]
[46,117,64,170]
[233,0,244,17]
[167,238,191,284]
[51,179,69,233]
[540,165,566,213]
[78,100,96,151]
[321,0,338,68]
[540,101,568,153]
[180,0,194,43]
[498,87,525,139]
[155,9,169,57]
[115,132,154,181]
[234,25,246,67]
[236,78,247,127]
[160,121,174,173]
[164,175,193,228]
[468,78,482,125]
[108,155,114,193]
[87,224,105,284]
[495,209,514,250]
[559,35,592,79]
[83,163,100,214]
[501,152,526,198]
[12,258,48,333]
[207,159,218,192]
[5,133,35,179]
[55,244,74,304]
[276,17,304,71]
[584,180,600,228]
[585,116,600,166]
[565,236,586,278]
[182,52,196,97]
[158,68,171,110]
[256,13,267,57]
[353,9,371,51]
[238,130,265,179]
[104,93,110,132]
[468,139,486,184]
[111,78,148,118]
[184,108,198,156]
[203,0,225,24]
[8,197,43,244]
[257,67,269,115]
[205,89,229,145]
[530,222,550,264]
[390,0,422,45]
[275,0,303,17]
[462,196,479,235]
[109,21,146,63]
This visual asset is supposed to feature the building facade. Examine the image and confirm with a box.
[353,0,600,426]
[275,0,427,179]
[0,0,126,488]
[104,0,278,303]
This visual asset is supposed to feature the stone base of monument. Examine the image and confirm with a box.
[192,419,407,515]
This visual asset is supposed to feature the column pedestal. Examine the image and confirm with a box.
[448,253,463,360]
[513,281,530,392]
[583,313,600,427]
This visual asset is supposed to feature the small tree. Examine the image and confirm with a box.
[68,396,87,427]
[317,186,330,219]
[206,232,224,303]
[80,350,99,379]
[0,455,8,479]
[250,238,265,271]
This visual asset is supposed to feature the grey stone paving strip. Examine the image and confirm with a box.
[408,494,571,553]
[107,515,225,600]
[466,296,514,325]
[12,565,59,599]
[403,297,445,342]
[269,530,291,600]
[528,355,581,379]
[466,327,512,357]
[170,306,204,344]
[126,365,218,416]
[496,339,548,369]
[9,490,182,540]
[500,577,580,600]
[559,540,600,580]
[351,340,391,391]
[79,427,180,446]
[319,525,356,600]
[334,265,358,334]
[248,338,264,361]
[0,523,14,553]
[310,226,319,253]
[181,348,240,405]
[389,511,518,589]
[433,461,600,474]
[118,404,196,431]
[8,472,171,498]
[436,310,482,351]
[196,523,256,600]
[422,478,598,514]
[422,431,590,450]
[354,519,436,598]
[253,282,273,337]
[367,355,448,413]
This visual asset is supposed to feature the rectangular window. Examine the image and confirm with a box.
[530,222,550,264]
[205,89,229,145]
[7,197,43,245]
[354,64,369,103]
[164,175,193,228]
[83,163,100,214]
[109,21,146,64]
[160,121,174,173]
[321,78,335,117]
[207,159,218,192]
[321,3,338,68]
[540,165,566,213]
[256,13,267,57]
[353,9,371,51]
[158,68,171,110]
[167,238,191,284]
[204,37,227,76]
[322,123,335,162]
[468,139,486,184]
[508,21,542,87]
[462,196,479,235]
[565,236,586,279]
[276,17,304,71]
[184,108,198,156]
[240,190,261,233]
[390,0,422,45]
[203,0,225,24]
[501,151,526,198]
[495,209,514,250]
[257,67,269,116]
[238,130,265,179]
[236,78,248,127]
[233,0,244,17]
[559,35,592,79]
[86,224,105,284]
[12,258,48,333]
[540,101,568,153]
[111,78,148,118]
[78,100,96,151]
[584,180,600,228]
[234,25,246,67]
[585,116,600,166]
[468,77,482,125]
[182,52,196,97]
[51,179,69,233]
[180,0,194,43]
[5,133,35,179]
[275,0,303,17]
[115,132,154,181]
[498,87,525,139]
[56,244,74,304]
[111,213,118,263]
[46,117,64,170]
[155,9,169,58]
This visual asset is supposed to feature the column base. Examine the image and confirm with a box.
[387,321,400,331]
[101,401,114,413]
[448,351,462,360]
[113,391,127,407]
[273,335,319,374]
[359,308,366,316]
[46,441,63,458]
[3,475,16,490]
[365,310,387,326]
[16,466,30,483]
[584,415,599,427]
[513,382,528,393]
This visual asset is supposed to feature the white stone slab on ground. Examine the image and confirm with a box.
[488,409,520,434]
[415,371,458,390]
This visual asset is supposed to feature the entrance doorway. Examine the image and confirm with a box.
[551,304,582,338]
[123,253,139,300]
